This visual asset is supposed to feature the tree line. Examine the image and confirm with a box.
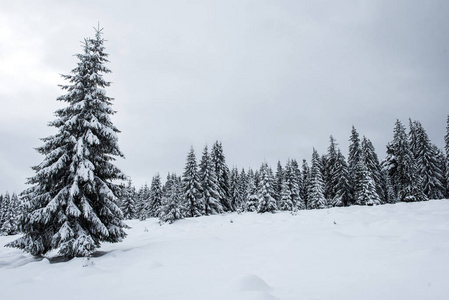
[117,117,449,224]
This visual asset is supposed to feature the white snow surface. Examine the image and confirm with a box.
[1,200,449,300]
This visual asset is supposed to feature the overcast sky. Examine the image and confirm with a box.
[1,0,448,193]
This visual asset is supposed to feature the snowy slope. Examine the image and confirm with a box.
[1,200,449,300]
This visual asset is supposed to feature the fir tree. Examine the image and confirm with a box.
[279,176,294,211]
[284,159,304,210]
[301,160,310,207]
[149,173,163,217]
[120,180,136,220]
[182,147,204,217]
[348,126,362,205]
[238,168,248,211]
[7,28,127,257]
[332,150,351,207]
[137,183,151,220]
[361,136,386,202]
[230,167,241,210]
[409,120,445,199]
[308,149,327,209]
[324,136,338,202]
[211,141,232,211]
[245,171,259,212]
[198,145,223,215]
[159,175,184,224]
[257,163,277,213]
[383,120,427,202]
[355,157,381,206]
[274,161,283,204]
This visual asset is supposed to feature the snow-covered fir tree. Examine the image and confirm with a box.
[120,180,136,220]
[301,160,310,207]
[284,159,304,210]
[182,147,203,217]
[308,149,327,209]
[383,120,427,202]
[274,161,283,203]
[7,28,127,257]
[1,193,20,235]
[257,162,277,213]
[409,120,445,199]
[230,167,241,210]
[198,145,223,215]
[332,150,350,207]
[348,126,362,205]
[238,168,249,211]
[279,176,294,211]
[148,173,163,217]
[324,136,339,202]
[159,174,184,224]
[245,170,259,212]
[361,136,386,203]
[211,141,232,211]
[137,183,151,220]
[355,156,381,206]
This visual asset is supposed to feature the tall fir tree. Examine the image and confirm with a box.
[257,162,277,213]
[361,136,386,202]
[120,180,136,220]
[238,168,249,211]
[7,28,127,257]
[274,161,283,204]
[284,159,304,210]
[159,174,184,224]
[182,147,204,217]
[149,173,163,217]
[348,126,362,205]
[211,141,232,211]
[245,169,259,212]
[308,149,327,209]
[198,145,223,215]
[137,183,151,220]
[355,156,381,206]
[332,150,351,207]
[301,159,310,207]
[324,136,339,203]
[230,167,241,210]
[409,120,445,199]
[383,120,426,202]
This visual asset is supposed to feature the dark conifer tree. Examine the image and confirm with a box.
[149,173,163,217]
[355,156,381,206]
[301,160,310,207]
[308,149,327,209]
[274,161,283,204]
[324,136,339,202]
[238,168,248,211]
[198,145,223,215]
[211,141,232,211]
[279,176,294,211]
[230,167,241,210]
[120,180,136,220]
[257,162,277,213]
[245,169,259,212]
[284,159,304,210]
[332,150,351,207]
[348,126,362,205]
[7,28,127,257]
[182,147,203,217]
[445,115,449,195]
[159,174,184,223]
[361,136,386,202]
[383,120,426,202]
[409,120,445,199]
[137,183,151,220]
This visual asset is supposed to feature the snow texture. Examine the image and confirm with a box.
[1,200,449,300]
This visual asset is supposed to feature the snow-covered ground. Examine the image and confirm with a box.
[1,200,449,300]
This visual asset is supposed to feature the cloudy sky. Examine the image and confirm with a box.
[1,0,448,193]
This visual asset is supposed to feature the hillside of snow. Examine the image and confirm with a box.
[1,200,449,300]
